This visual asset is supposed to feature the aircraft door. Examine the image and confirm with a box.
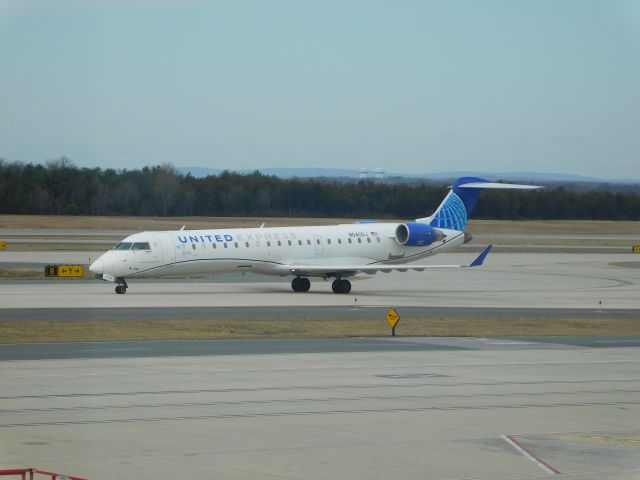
[313,235,323,255]
[159,232,176,266]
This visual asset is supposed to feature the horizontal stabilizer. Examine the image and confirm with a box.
[458,182,542,190]
[469,244,492,267]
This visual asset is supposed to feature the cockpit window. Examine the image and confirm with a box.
[131,242,151,250]
[113,242,133,250]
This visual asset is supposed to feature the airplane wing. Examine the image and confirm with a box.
[287,245,492,276]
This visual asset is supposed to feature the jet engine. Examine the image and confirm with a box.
[395,223,444,246]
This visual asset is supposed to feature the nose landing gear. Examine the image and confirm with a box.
[115,278,128,294]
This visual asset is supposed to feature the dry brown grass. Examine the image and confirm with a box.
[6,243,107,252]
[0,268,44,279]
[2,215,640,235]
[1,315,639,343]
[467,219,640,235]
[0,215,357,230]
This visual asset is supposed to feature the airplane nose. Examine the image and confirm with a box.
[89,258,104,274]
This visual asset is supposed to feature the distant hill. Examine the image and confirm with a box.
[178,166,640,184]
[180,166,362,179]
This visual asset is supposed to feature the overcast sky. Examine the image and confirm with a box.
[1,0,639,178]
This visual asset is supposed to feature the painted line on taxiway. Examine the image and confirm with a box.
[502,434,561,475]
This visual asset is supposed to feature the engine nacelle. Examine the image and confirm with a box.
[395,223,444,246]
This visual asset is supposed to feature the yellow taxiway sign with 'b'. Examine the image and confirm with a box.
[386,307,400,328]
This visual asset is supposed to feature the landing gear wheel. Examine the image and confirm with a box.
[291,277,311,292]
[331,279,351,294]
[115,285,127,294]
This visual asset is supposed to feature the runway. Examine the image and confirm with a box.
[2,337,640,479]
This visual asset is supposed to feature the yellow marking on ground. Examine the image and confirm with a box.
[555,433,640,448]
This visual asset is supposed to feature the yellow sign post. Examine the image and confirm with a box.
[386,307,400,336]
[0,241,6,250]
[633,245,640,254]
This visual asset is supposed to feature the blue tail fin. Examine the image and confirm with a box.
[424,177,541,231]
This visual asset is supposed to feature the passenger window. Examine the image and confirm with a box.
[316,239,320,245]
[357,238,362,244]
[245,242,249,247]
[234,242,238,248]
[277,240,281,246]
[192,244,196,250]
[367,238,371,243]
[288,240,292,246]
[348,238,352,244]
[224,243,228,248]
[307,239,311,245]
[267,241,271,247]
[338,239,342,244]
[213,243,217,249]
[327,239,331,245]
[298,240,302,246]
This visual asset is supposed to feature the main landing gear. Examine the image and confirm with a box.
[291,277,311,292]
[331,279,351,294]
[115,278,128,295]
[290,276,351,294]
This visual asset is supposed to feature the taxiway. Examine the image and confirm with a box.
[1,337,640,479]
[1,253,638,310]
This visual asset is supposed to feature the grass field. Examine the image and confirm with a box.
[0,268,44,279]
[1,315,639,343]
[0,214,352,230]
[2,214,640,235]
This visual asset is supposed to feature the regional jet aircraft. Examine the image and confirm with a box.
[89,177,539,294]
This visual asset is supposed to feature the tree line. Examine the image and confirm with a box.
[0,158,638,220]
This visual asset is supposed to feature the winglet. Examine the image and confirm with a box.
[469,244,492,267]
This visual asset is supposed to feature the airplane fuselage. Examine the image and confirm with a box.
[90,222,465,281]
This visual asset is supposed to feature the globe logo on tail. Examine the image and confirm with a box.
[430,192,468,231]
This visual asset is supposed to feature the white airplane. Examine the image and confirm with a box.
[89,177,540,294]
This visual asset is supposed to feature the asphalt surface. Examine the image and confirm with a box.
[0,305,637,322]
[2,336,639,361]
[2,252,639,310]
[3,335,640,479]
